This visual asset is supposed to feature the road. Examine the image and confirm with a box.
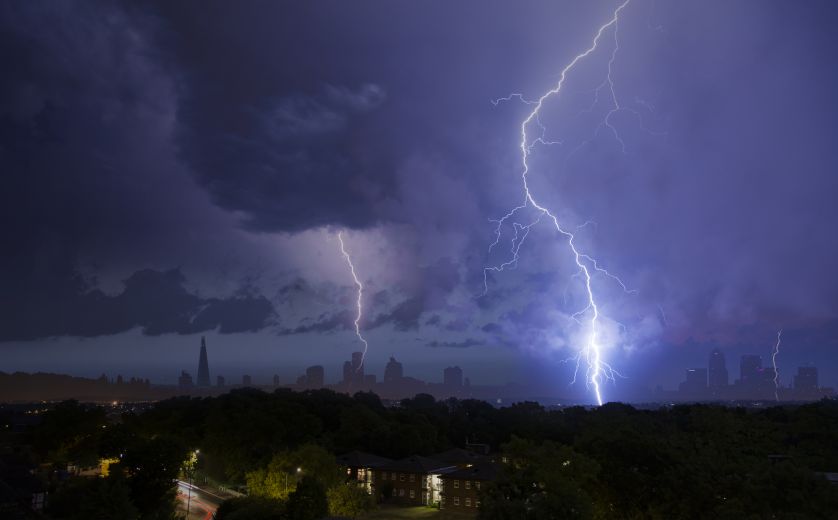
[176,480,226,520]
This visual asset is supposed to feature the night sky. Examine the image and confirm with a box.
[2,0,837,401]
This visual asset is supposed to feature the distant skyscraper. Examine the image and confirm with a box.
[306,365,325,388]
[794,367,818,391]
[273,374,280,387]
[342,361,353,385]
[444,366,463,388]
[242,374,252,386]
[352,351,364,374]
[708,349,728,392]
[217,375,225,387]
[740,355,762,385]
[679,368,708,398]
[178,370,193,390]
[384,356,403,383]
[343,352,365,388]
[197,336,210,387]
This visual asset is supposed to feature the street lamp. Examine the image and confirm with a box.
[284,467,303,496]
[186,450,199,517]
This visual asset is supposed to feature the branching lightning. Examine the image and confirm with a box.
[338,232,368,370]
[483,0,633,406]
[771,329,782,401]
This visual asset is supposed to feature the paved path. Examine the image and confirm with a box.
[176,480,227,520]
[362,505,442,519]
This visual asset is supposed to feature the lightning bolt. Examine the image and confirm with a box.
[483,0,633,406]
[338,232,368,370]
[771,329,782,401]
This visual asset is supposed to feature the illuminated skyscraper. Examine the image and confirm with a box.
[196,336,210,387]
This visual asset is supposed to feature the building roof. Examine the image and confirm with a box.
[430,448,489,466]
[336,451,393,469]
[379,455,457,474]
[438,463,500,482]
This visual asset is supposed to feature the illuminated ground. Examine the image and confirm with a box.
[361,505,442,519]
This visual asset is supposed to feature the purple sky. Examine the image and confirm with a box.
[2,0,837,401]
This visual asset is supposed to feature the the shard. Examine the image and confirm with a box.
[197,336,210,387]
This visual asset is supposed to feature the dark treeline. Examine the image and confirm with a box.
[18,388,838,518]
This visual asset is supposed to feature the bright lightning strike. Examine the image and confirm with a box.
[484,0,633,406]
[337,232,368,370]
[771,329,782,402]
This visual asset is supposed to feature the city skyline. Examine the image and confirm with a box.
[2,1,838,405]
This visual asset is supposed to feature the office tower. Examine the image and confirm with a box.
[384,356,403,383]
[217,375,225,387]
[740,355,761,383]
[679,368,708,398]
[686,368,707,387]
[343,352,365,387]
[794,367,818,391]
[352,351,364,374]
[708,349,728,391]
[242,374,252,386]
[444,366,463,388]
[342,361,353,385]
[306,365,325,388]
[178,370,194,390]
[197,336,211,387]
[273,374,280,387]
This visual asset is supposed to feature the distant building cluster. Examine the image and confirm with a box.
[669,348,834,402]
[175,339,527,401]
[175,338,834,404]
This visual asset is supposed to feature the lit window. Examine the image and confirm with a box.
[399,489,405,497]
[476,481,481,490]
[453,496,460,506]
[409,474,415,482]
[465,480,471,490]
[476,499,481,508]
[466,498,472,507]
[453,480,459,489]
[400,473,405,482]
[410,489,415,498]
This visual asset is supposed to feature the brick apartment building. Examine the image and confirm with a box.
[373,456,457,505]
[439,463,498,518]
[336,451,393,493]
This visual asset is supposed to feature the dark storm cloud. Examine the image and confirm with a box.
[1,268,275,341]
[174,82,388,232]
[281,310,352,336]
[427,339,485,349]
[2,0,838,393]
